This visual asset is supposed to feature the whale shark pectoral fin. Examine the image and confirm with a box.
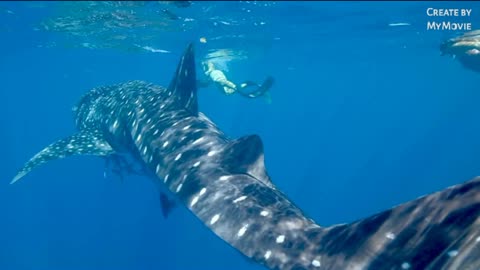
[221,135,272,186]
[11,130,115,184]
[167,42,198,115]
[159,192,177,219]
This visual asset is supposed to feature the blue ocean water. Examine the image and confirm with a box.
[1,1,480,270]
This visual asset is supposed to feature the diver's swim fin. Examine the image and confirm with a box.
[237,76,274,99]
[263,91,272,104]
[260,76,274,93]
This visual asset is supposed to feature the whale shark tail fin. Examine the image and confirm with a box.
[11,129,114,184]
[168,42,198,115]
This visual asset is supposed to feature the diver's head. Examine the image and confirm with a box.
[202,60,215,74]
[205,61,215,70]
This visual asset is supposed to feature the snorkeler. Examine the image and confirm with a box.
[198,60,274,102]
[202,61,238,95]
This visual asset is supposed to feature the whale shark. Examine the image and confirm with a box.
[11,43,480,270]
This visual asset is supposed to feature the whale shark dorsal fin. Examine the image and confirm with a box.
[168,42,198,115]
[11,130,115,184]
[222,135,272,186]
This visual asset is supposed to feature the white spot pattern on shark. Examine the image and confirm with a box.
[11,43,480,270]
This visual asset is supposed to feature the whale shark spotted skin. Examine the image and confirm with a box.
[12,43,480,270]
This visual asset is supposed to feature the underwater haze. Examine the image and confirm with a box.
[1,1,480,270]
